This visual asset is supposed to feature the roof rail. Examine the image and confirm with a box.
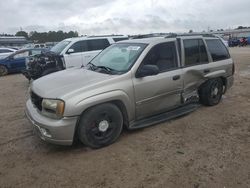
[87,35,125,38]
[165,33,219,38]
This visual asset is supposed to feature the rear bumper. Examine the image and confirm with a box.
[225,75,234,91]
[25,99,78,145]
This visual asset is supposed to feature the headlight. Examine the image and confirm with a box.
[42,99,65,119]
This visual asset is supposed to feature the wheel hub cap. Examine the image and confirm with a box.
[98,120,109,132]
[213,87,219,96]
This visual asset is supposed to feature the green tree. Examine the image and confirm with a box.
[15,31,28,39]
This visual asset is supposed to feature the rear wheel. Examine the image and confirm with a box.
[199,78,223,106]
[78,103,123,148]
[0,65,8,76]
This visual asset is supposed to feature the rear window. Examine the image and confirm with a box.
[87,39,110,51]
[113,37,129,42]
[206,39,230,61]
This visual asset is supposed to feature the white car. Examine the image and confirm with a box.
[49,35,129,68]
[0,48,16,59]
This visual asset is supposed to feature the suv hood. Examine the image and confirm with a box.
[31,68,116,99]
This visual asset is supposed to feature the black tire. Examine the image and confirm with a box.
[0,65,8,76]
[199,78,223,106]
[78,103,123,148]
[41,68,58,76]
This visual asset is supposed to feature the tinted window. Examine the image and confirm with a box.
[113,37,129,42]
[69,40,87,53]
[87,39,110,51]
[206,39,230,61]
[142,42,178,72]
[184,39,208,66]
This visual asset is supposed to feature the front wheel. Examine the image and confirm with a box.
[199,78,223,106]
[78,103,123,148]
[0,65,8,76]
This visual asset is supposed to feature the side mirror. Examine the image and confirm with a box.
[67,48,74,54]
[136,65,159,78]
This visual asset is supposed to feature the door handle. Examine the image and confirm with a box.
[204,69,210,74]
[172,75,180,80]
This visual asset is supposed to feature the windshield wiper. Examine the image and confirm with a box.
[87,62,97,70]
[95,66,114,72]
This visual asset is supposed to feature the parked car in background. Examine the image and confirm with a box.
[0,48,46,76]
[229,38,240,47]
[26,36,234,148]
[0,48,16,59]
[50,35,129,68]
[22,35,129,80]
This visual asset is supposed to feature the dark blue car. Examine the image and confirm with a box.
[0,48,45,76]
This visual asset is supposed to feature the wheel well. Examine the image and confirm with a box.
[199,77,226,94]
[110,100,129,129]
[73,100,129,142]
[219,77,227,93]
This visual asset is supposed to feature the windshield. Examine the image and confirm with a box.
[88,43,147,74]
[50,40,71,54]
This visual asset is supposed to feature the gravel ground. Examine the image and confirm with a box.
[0,47,249,188]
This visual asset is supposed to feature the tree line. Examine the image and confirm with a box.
[1,30,79,43]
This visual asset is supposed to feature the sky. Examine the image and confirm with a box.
[0,0,250,35]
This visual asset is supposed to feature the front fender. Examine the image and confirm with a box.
[64,90,135,121]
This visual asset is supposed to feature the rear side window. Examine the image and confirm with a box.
[184,39,208,66]
[113,37,129,42]
[87,39,110,51]
[142,42,178,73]
[206,39,230,61]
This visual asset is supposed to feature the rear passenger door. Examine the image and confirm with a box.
[181,38,209,95]
[84,39,110,66]
[205,39,232,77]
[133,41,183,120]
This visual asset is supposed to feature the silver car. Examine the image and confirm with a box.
[25,36,234,148]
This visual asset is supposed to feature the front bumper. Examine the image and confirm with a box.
[25,99,78,145]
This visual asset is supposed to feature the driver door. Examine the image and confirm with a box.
[63,40,87,68]
[10,50,29,71]
[132,41,183,120]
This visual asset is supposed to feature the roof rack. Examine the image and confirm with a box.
[165,33,218,38]
[87,35,125,38]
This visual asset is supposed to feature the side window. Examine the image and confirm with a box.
[184,39,208,66]
[87,39,110,51]
[206,39,230,61]
[69,41,87,53]
[142,42,178,73]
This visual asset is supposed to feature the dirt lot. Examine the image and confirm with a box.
[0,47,250,188]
